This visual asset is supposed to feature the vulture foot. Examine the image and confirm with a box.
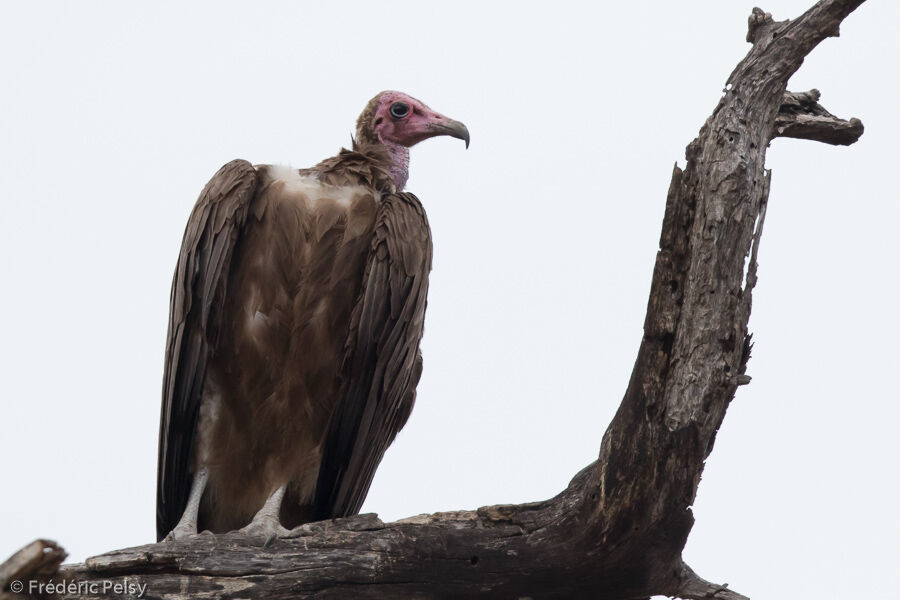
[238,514,289,539]
[164,523,199,542]
[238,483,289,539]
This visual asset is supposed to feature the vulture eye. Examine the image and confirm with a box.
[389,102,410,119]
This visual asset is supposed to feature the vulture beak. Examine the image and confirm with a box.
[425,114,471,149]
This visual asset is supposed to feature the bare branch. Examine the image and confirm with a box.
[774,90,864,145]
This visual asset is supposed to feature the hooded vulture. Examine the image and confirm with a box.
[156,91,469,541]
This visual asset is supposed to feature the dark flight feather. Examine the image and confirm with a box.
[156,159,258,541]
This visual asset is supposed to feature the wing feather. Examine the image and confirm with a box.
[313,191,432,519]
[155,159,258,540]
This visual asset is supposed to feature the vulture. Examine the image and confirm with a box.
[156,91,468,541]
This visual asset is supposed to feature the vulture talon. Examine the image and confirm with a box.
[164,528,193,542]
[238,518,289,540]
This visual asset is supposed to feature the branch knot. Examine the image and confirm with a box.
[746,7,775,43]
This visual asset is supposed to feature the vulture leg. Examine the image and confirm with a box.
[164,466,208,541]
[238,484,289,539]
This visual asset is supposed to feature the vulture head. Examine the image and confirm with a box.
[353,91,468,191]
[356,91,470,150]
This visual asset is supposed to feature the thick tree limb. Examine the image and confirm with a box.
[1,1,868,598]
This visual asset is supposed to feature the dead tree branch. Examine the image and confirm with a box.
[2,1,868,598]
[774,89,864,144]
[0,540,66,600]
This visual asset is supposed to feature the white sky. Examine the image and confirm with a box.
[1,2,898,599]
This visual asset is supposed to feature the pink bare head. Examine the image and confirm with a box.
[356,91,469,149]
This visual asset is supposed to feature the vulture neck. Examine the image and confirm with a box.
[380,141,410,192]
[353,126,410,191]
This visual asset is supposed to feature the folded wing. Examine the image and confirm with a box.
[313,191,433,519]
[156,159,259,541]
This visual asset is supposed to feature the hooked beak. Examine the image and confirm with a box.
[425,115,471,149]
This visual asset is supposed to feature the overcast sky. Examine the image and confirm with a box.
[1,2,898,598]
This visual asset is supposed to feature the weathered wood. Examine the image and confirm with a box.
[0,540,66,600]
[774,89,864,145]
[1,1,868,598]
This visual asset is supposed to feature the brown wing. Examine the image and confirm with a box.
[313,191,432,519]
[156,159,259,540]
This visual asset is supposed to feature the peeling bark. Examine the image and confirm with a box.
[0,1,869,598]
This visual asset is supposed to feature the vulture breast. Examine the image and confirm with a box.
[196,165,379,533]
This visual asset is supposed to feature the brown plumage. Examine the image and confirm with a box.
[156,92,468,541]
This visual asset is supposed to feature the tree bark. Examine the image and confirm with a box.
[0,1,868,598]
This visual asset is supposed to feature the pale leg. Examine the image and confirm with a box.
[165,466,208,541]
